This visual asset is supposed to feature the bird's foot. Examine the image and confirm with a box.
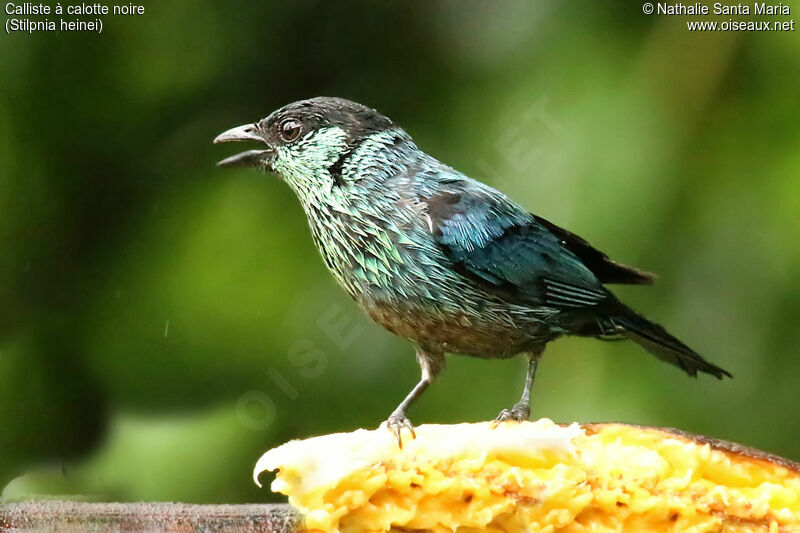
[386,411,416,449]
[492,402,530,427]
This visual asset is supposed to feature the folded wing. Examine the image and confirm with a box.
[422,181,651,309]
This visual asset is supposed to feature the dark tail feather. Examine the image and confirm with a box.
[607,308,732,379]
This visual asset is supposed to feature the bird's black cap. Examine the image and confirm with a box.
[262,97,396,145]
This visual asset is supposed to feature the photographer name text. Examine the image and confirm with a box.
[657,2,789,15]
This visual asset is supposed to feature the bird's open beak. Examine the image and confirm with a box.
[214,123,276,170]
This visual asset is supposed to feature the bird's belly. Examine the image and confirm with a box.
[363,300,546,358]
[307,214,552,356]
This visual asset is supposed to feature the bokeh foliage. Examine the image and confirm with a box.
[1,1,799,503]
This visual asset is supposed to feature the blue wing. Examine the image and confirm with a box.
[420,177,648,308]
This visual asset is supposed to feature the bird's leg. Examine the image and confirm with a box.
[494,351,541,424]
[387,348,444,448]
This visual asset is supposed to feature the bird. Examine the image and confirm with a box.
[214,97,730,444]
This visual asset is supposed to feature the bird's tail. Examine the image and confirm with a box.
[602,307,732,379]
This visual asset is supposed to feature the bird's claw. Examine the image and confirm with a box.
[386,412,416,448]
[492,402,530,427]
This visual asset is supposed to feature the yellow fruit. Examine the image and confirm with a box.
[255,419,800,533]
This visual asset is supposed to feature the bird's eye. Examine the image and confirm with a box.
[279,119,302,142]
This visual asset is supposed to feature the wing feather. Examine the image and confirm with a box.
[422,181,616,309]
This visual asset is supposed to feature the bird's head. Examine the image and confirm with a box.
[214,97,398,197]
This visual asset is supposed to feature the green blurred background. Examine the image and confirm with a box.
[1,1,799,503]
